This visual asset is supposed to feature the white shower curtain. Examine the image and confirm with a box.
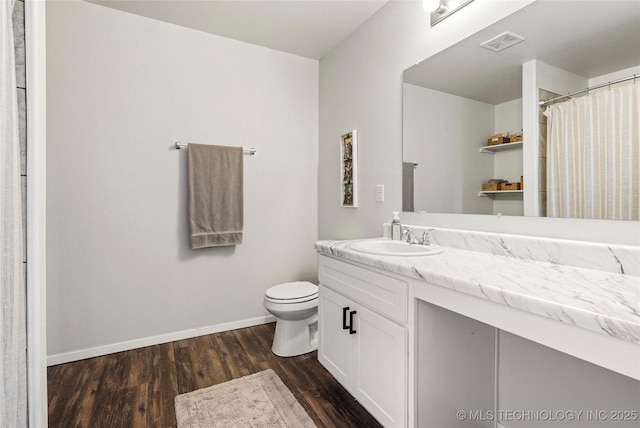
[545,83,640,220]
[1,0,28,426]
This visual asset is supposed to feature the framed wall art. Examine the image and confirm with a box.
[340,130,358,207]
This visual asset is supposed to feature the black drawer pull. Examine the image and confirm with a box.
[342,306,350,330]
[349,310,357,334]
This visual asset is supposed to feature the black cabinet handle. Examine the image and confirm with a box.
[342,306,350,330]
[349,310,357,334]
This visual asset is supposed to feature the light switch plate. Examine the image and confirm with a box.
[376,184,384,202]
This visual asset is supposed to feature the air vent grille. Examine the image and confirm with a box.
[481,31,525,52]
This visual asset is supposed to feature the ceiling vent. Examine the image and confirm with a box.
[481,31,525,52]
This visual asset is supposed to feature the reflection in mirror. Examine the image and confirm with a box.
[402,1,640,220]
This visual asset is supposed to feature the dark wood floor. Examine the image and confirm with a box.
[47,322,383,428]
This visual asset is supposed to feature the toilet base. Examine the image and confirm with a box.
[271,313,318,357]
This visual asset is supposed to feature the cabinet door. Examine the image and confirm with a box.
[352,304,407,428]
[318,285,353,387]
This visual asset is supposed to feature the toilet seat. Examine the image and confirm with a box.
[265,281,318,304]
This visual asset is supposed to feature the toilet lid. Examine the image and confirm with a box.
[265,281,318,301]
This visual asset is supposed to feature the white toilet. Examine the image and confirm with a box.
[263,281,319,357]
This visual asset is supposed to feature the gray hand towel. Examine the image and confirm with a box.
[402,162,415,212]
[188,144,243,249]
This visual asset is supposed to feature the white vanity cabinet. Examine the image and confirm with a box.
[318,255,408,428]
[316,236,640,428]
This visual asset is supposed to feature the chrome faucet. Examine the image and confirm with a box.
[402,227,435,245]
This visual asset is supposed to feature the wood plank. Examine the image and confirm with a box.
[145,342,178,427]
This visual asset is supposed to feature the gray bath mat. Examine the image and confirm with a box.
[174,369,317,427]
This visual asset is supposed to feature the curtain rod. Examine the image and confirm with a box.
[175,141,256,155]
[538,74,638,108]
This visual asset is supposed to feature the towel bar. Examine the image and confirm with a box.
[175,141,256,155]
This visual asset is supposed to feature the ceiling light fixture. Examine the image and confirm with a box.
[427,0,475,26]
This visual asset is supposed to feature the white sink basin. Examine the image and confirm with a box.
[348,239,444,257]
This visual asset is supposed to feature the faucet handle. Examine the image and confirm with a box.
[402,227,419,244]
[420,229,435,246]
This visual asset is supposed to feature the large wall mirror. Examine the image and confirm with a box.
[402,0,639,220]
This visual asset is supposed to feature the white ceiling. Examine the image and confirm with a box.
[87,0,389,60]
[403,0,640,105]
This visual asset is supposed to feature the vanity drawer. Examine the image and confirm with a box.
[319,255,408,324]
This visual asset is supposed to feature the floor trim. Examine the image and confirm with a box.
[47,315,276,366]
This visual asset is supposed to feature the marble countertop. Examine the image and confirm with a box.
[315,239,640,345]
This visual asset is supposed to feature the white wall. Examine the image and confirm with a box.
[493,98,524,216]
[588,65,640,87]
[499,331,640,428]
[46,1,318,363]
[494,98,523,136]
[318,0,535,239]
[402,84,494,215]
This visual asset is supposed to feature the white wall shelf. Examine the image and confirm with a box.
[479,190,523,197]
[479,140,523,153]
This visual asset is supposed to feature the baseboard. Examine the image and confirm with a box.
[47,315,277,366]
